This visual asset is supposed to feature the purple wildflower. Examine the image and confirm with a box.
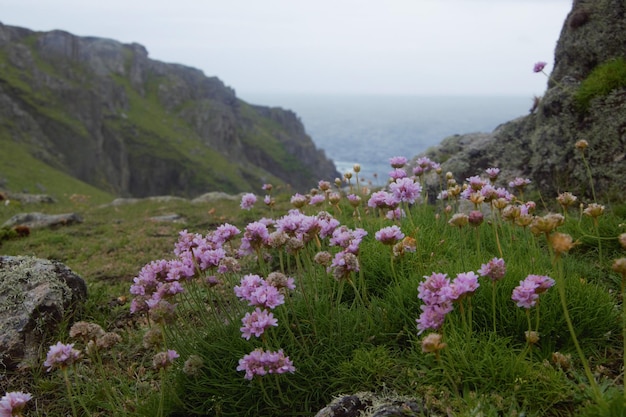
[450,272,480,300]
[234,275,285,309]
[240,193,257,210]
[375,225,405,245]
[385,207,405,220]
[328,251,360,280]
[485,167,500,180]
[0,391,32,417]
[237,348,296,380]
[309,194,326,206]
[477,258,506,282]
[512,274,554,308]
[211,223,241,245]
[389,156,408,168]
[509,177,531,189]
[389,177,422,204]
[240,308,278,340]
[44,342,82,371]
[417,303,453,334]
[533,61,547,73]
[389,168,408,180]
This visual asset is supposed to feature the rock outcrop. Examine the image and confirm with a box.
[2,212,82,229]
[417,0,626,201]
[0,256,88,371]
[0,23,339,197]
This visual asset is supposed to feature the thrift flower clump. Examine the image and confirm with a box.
[512,275,555,308]
[0,391,32,417]
[236,348,296,380]
[44,342,82,371]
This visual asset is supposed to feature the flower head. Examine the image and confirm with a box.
[240,193,257,210]
[533,61,547,73]
[153,349,179,370]
[478,258,506,282]
[0,391,32,417]
[575,139,588,150]
[240,308,279,340]
[375,225,405,245]
[550,232,578,255]
[237,348,295,380]
[421,333,447,353]
[583,203,605,218]
[44,342,82,371]
[389,177,421,204]
[389,156,407,168]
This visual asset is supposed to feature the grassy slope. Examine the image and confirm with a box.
[0,134,113,205]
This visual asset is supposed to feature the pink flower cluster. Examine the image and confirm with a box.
[234,274,288,309]
[0,391,32,417]
[240,193,257,210]
[44,342,82,372]
[389,177,422,204]
[375,225,405,245]
[240,307,278,340]
[131,227,241,317]
[236,348,296,380]
[511,275,555,308]
[416,271,480,334]
[477,257,506,282]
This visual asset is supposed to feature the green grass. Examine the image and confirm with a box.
[0,135,113,205]
[1,162,625,417]
[574,57,626,112]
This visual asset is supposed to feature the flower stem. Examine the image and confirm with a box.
[553,254,604,405]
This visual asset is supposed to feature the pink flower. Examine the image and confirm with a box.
[309,194,326,206]
[237,348,295,380]
[389,177,422,204]
[240,308,278,339]
[533,61,547,73]
[485,167,500,180]
[478,258,507,282]
[0,391,32,416]
[509,177,531,189]
[450,272,480,300]
[375,225,405,245]
[44,342,82,371]
[240,193,257,210]
[389,156,407,168]
[512,274,554,308]
[234,275,285,309]
[389,168,408,180]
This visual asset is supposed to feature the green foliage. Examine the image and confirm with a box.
[575,57,626,111]
[2,159,625,416]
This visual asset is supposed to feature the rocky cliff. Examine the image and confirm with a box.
[418,0,626,201]
[0,23,339,197]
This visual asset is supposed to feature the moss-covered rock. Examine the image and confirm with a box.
[0,256,87,370]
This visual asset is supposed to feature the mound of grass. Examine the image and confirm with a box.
[574,57,626,111]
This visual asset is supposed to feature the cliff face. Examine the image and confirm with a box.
[0,23,339,197]
[418,0,626,201]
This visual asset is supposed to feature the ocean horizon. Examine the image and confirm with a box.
[243,94,534,184]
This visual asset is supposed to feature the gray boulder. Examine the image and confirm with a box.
[3,192,57,204]
[0,256,88,370]
[2,212,82,229]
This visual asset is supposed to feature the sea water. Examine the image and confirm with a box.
[244,94,533,184]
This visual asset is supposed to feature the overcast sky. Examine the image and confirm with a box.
[2,0,572,99]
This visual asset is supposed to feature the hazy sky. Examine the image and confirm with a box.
[2,0,572,99]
